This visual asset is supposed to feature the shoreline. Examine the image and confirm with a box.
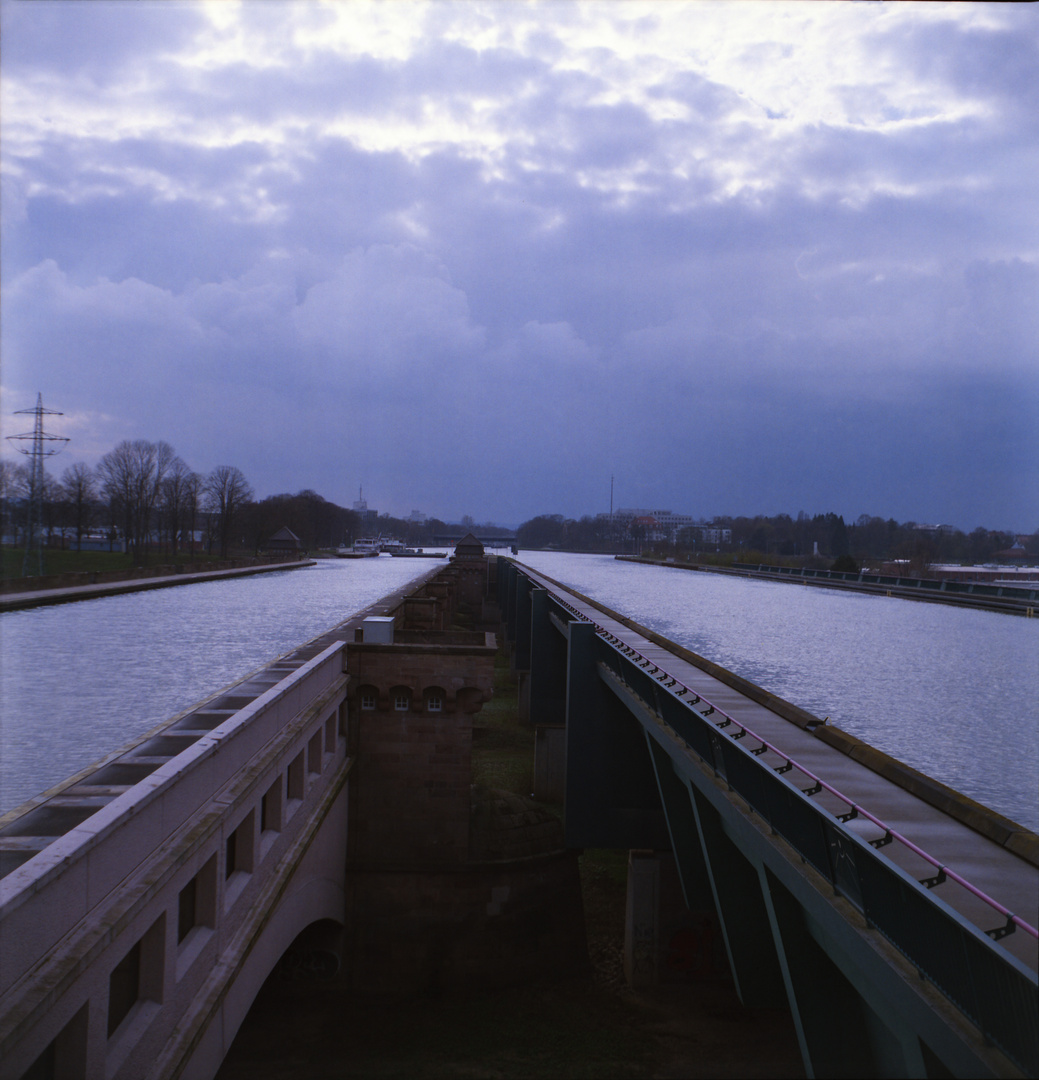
[0,559,316,612]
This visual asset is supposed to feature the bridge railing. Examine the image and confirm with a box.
[590,626,1039,1076]
[731,561,1039,603]
[521,572,1039,1076]
[0,643,350,1080]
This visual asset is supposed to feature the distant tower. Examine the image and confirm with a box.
[6,393,70,576]
[353,485,376,526]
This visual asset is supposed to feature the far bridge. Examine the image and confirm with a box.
[432,534,516,546]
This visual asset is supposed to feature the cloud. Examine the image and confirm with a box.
[1,1,1036,528]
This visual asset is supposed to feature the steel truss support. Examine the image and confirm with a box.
[528,588,567,727]
[501,563,1032,1078]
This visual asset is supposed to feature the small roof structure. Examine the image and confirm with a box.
[453,532,484,559]
[265,526,303,552]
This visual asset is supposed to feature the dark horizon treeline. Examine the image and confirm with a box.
[2,440,1035,570]
[0,442,508,567]
[516,511,1038,569]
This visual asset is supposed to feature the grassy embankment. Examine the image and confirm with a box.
[1,546,255,582]
[1,546,134,579]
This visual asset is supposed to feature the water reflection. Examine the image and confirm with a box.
[0,559,434,814]
[520,552,1039,832]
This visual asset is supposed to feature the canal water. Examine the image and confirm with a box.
[0,558,436,816]
[1,551,1036,832]
[518,552,1039,833]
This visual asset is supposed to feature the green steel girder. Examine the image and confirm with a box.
[500,561,1037,1077]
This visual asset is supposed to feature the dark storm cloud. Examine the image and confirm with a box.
[1,1,1035,528]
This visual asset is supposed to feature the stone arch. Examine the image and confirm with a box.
[193,875,345,1076]
[273,918,343,982]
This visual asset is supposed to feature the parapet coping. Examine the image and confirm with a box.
[520,562,1039,869]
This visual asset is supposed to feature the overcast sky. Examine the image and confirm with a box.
[2,1,1036,530]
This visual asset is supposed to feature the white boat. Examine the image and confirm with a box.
[346,538,382,557]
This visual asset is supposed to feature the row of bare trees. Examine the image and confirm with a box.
[1,441,253,564]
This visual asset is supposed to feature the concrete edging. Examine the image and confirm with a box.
[0,560,316,611]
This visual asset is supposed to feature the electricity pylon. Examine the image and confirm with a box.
[6,393,70,576]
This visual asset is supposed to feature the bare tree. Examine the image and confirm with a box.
[61,462,98,551]
[158,456,193,558]
[183,471,203,557]
[204,465,254,558]
[96,440,177,564]
[0,459,16,543]
[10,461,38,547]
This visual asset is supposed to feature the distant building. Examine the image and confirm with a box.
[913,523,958,535]
[353,487,378,526]
[597,508,730,546]
[264,527,304,556]
[992,541,1029,563]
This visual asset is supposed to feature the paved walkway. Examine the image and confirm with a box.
[0,560,315,611]
[522,564,1039,974]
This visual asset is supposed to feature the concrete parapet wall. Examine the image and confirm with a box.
[0,644,350,1080]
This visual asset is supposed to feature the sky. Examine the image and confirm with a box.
[1,1,1036,531]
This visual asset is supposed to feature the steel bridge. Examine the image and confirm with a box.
[499,558,1038,1079]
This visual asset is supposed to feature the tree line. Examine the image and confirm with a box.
[0,441,505,567]
[516,511,1037,569]
[0,440,255,564]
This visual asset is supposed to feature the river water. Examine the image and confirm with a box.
[1,552,1036,832]
[518,552,1039,833]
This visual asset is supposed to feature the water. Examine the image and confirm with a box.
[0,558,437,815]
[2,551,1036,833]
[518,552,1039,833]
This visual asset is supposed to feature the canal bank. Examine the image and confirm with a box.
[0,558,315,612]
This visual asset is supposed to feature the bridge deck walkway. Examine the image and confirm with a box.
[523,567,1039,974]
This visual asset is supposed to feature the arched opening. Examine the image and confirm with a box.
[388,684,413,713]
[422,685,447,713]
[272,918,343,983]
[355,683,380,712]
